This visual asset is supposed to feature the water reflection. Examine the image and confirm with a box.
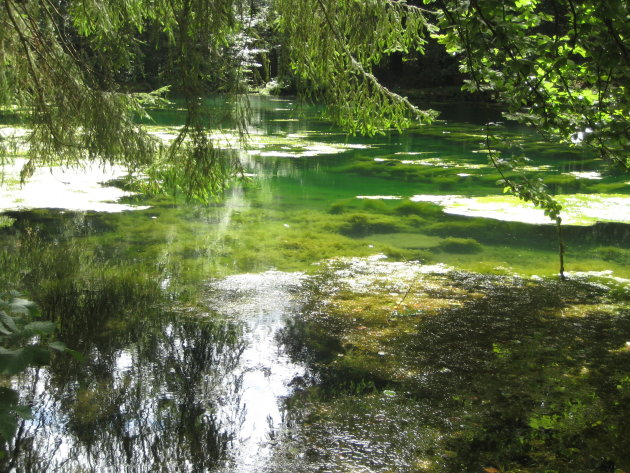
[6,312,246,472]
[1,96,629,472]
[0,217,309,472]
[206,270,307,472]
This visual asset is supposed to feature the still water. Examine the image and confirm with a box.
[1,96,629,472]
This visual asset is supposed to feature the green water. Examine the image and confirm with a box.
[1,96,629,472]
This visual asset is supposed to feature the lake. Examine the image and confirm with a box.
[1,96,629,472]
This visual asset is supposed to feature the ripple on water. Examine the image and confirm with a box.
[206,270,308,472]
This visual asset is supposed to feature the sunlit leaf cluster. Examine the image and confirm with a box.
[429,0,629,168]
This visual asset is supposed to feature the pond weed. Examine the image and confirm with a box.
[280,259,630,472]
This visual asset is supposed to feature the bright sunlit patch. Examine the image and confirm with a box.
[0,126,29,139]
[386,156,488,169]
[565,171,603,180]
[356,195,402,200]
[0,159,149,212]
[323,255,452,294]
[207,270,307,469]
[564,270,630,283]
[520,164,555,171]
[394,151,435,155]
[246,134,370,158]
[410,194,630,226]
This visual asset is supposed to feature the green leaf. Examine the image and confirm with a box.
[0,387,19,406]
[0,413,18,441]
[9,298,37,316]
[48,341,67,352]
[23,321,55,335]
[13,405,33,420]
[0,347,29,375]
[0,312,18,333]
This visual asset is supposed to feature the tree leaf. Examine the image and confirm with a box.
[48,341,67,352]
[0,312,18,333]
[23,321,55,335]
[0,413,18,442]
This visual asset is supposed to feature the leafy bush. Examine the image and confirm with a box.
[0,293,77,446]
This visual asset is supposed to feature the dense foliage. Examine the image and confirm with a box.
[1,0,627,198]
[275,0,628,276]
[277,0,628,165]
[0,0,257,199]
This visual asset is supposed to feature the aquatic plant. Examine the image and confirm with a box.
[280,259,630,472]
[436,237,483,254]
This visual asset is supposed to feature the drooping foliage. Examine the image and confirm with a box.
[1,0,627,199]
[274,0,629,167]
[0,0,254,199]
[273,0,628,277]
[274,0,440,134]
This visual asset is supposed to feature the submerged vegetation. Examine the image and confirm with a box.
[279,258,630,473]
[0,0,629,470]
[1,95,630,470]
[1,196,629,471]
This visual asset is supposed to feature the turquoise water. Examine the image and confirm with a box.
[1,96,629,472]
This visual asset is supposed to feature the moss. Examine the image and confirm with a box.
[329,198,359,214]
[543,173,587,193]
[284,262,630,473]
[433,175,460,190]
[362,232,443,249]
[337,212,408,237]
[592,246,630,265]
[588,181,630,194]
[437,237,483,254]
[360,198,389,212]
[394,200,443,217]
[381,245,434,262]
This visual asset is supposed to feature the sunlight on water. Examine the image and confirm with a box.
[2,97,630,473]
[0,159,149,212]
[207,271,307,472]
[411,193,630,225]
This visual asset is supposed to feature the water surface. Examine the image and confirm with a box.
[1,96,629,472]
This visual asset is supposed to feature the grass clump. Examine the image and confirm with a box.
[437,237,483,254]
[337,213,407,237]
[394,200,442,217]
